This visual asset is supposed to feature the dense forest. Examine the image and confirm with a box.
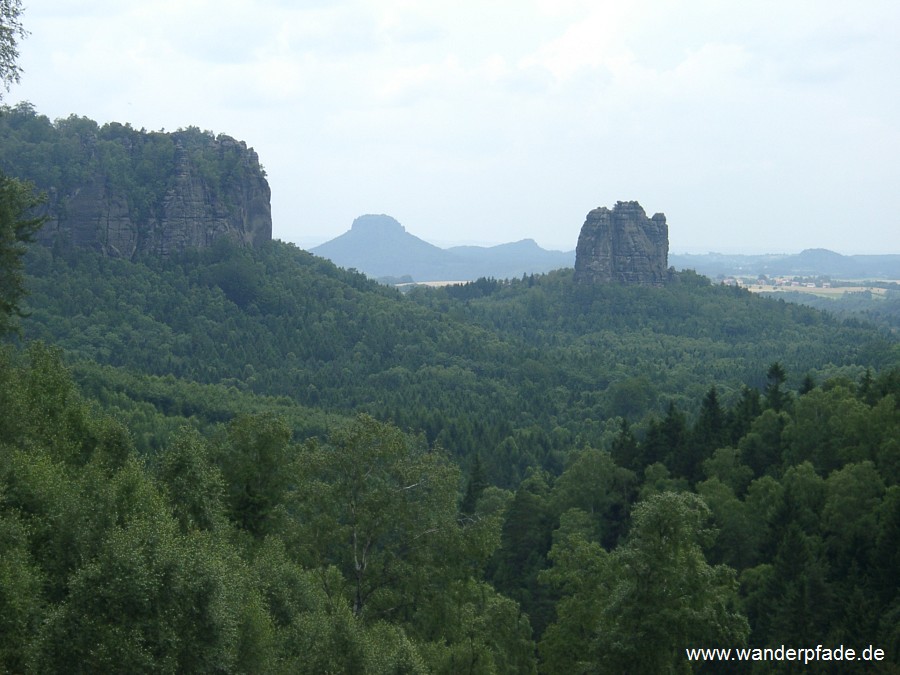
[761,288,900,333]
[17,239,898,488]
[0,232,895,672]
[1,102,899,673]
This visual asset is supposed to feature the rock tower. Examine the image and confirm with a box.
[573,201,669,285]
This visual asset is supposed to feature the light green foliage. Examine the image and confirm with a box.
[783,385,871,471]
[697,477,761,569]
[155,427,228,533]
[290,415,462,618]
[550,446,636,547]
[542,492,749,674]
[0,343,280,673]
[0,0,27,94]
[0,509,43,672]
[738,408,789,477]
[638,461,690,500]
[538,509,610,674]
[284,598,428,675]
[30,513,276,674]
[287,415,536,671]
[418,579,536,675]
[701,447,753,494]
[254,546,431,674]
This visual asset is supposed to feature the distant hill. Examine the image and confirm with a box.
[310,215,900,284]
[310,214,574,282]
[670,249,900,279]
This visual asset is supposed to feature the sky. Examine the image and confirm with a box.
[8,0,900,254]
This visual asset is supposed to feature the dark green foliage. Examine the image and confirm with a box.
[217,413,293,538]
[693,386,728,456]
[764,361,790,412]
[0,131,897,669]
[0,323,898,670]
[0,346,539,672]
[18,236,896,484]
[488,471,557,637]
[610,418,639,471]
[644,401,689,476]
[460,452,488,515]
[0,170,42,334]
[728,385,763,444]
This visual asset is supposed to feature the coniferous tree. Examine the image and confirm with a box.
[460,452,488,516]
[610,418,640,472]
[643,401,688,471]
[799,372,816,396]
[727,385,762,445]
[689,385,729,481]
[764,361,790,412]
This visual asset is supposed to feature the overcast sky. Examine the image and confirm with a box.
[9,0,900,253]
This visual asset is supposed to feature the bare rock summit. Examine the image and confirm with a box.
[574,201,670,285]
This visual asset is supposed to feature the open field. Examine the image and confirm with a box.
[395,280,469,288]
[745,284,892,298]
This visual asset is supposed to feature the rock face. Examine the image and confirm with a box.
[574,201,670,285]
[35,135,271,258]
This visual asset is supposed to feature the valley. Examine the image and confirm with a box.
[1,106,898,673]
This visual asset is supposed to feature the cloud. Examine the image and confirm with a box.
[10,0,900,252]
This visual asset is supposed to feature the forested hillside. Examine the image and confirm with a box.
[20,240,896,488]
[2,319,899,672]
[4,105,900,673]
[761,288,900,333]
[2,236,896,672]
[3,0,898,667]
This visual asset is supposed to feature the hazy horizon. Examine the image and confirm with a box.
[10,1,900,256]
[293,228,898,258]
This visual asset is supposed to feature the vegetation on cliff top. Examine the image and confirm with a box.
[0,103,261,225]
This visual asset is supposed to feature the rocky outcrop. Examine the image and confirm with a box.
[574,201,670,285]
[34,134,271,258]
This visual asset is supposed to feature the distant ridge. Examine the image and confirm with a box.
[310,214,574,282]
[670,249,900,279]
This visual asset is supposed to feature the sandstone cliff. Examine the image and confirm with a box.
[0,107,271,259]
[574,201,670,285]
[36,133,271,258]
